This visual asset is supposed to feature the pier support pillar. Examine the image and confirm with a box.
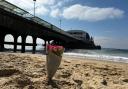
[21,35,26,53]
[13,35,18,52]
[0,32,5,51]
[44,40,47,53]
[32,37,37,54]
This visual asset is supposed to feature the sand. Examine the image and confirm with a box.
[0,52,128,89]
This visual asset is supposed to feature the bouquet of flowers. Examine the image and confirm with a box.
[47,45,64,57]
[46,45,64,81]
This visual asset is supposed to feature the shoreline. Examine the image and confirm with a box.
[63,53,128,64]
[2,51,128,64]
[0,52,128,89]
[63,55,128,65]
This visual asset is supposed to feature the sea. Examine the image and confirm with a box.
[34,45,128,63]
[63,48,128,63]
[4,44,128,63]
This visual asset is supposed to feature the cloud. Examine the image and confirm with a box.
[50,0,73,17]
[62,4,124,21]
[6,0,54,15]
[7,0,55,7]
[6,0,124,21]
[50,8,61,18]
[7,0,33,10]
[6,0,72,17]
[35,6,49,16]
[55,0,73,7]
[36,0,55,5]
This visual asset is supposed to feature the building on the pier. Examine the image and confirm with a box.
[67,30,92,41]
[66,30,101,49]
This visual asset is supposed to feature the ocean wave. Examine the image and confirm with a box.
[64,52,128,63]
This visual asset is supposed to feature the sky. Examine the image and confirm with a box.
[6,0,128,49]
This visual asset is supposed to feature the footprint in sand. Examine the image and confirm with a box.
[0,68,20,77]
[64,60,71,63]
[73,78,83,89]
[73,79,83,86]
[122,79,128,83]
[60,70,72,78]
[74,64,81,68]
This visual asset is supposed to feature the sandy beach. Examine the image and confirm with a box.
[0,52,128,89]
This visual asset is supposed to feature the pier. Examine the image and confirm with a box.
[0,0,100,53]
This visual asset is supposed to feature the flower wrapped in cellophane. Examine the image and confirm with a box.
[46,45,64,81]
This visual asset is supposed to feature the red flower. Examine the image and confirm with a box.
[47,45,64,56]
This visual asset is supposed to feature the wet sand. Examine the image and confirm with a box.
[0,52,128,89]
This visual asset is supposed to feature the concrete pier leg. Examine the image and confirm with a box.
[21,35,26,53]
[0,33,5,51]
[14,35,18,52]
[32,37,37,54]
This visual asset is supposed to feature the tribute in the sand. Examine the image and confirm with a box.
[46,45,64,81]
